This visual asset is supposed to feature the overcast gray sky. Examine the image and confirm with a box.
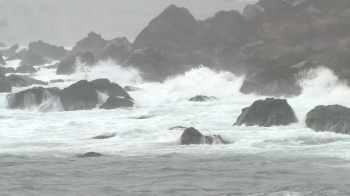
[0,0,257,46]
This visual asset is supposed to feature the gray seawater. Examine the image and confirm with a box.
[1,154,350,196]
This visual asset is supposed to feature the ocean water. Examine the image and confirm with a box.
[1,59,350,195]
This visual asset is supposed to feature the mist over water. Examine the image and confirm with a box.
[2,1,350,195]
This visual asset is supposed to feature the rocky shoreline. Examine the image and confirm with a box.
[2,0,350,152]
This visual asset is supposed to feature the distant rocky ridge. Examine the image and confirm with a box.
[2,0,350,98]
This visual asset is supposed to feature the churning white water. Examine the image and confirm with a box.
[1,60,350,162]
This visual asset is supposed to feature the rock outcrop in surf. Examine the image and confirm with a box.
[306,105,350,134]
[234,98,298,127]
[180,127,231,145]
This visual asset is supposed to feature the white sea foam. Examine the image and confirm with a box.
[1,62,350,160]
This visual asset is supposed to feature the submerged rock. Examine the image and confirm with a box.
[180,127,231,145]
[169,126,188,130]
[92,133,117,140]
[0,71,11,93]
[6,75,48,87]
[306,105,350,134]
[6,87,60,110]
[234,98,298,127]
[124,86,144,92]
[60,80,98,111]
[75,152,103,158]
[100,96,134,110]
[49,79,64,83]
[189,95,218,102]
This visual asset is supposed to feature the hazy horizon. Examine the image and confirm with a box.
[0,0,257,46]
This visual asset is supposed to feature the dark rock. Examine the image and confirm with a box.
[49,79,64,83]
[56,56,76,75]
[20,53,52,66]
[180,127,203,145]
[180,127,231,145]
[97,37,132,63]
[16,65,37,74]
[5,55,19,61]
[126,47,185,81]
[100,96,134,110]
[28,41,68,61]
[5,49,28,61]
[60,80,98,111]
[90,79,132,99]
[234,98,298,127]
[189,95,218,102]
[3,44,19,57]
[123,86,144,92]
[75,152,103,158]
[0,53,6,65]
[7,75,48,87]
[242,4,264,20]
[70,32,109,56]
[0,67,15,74]
[17,49,28,59]
[56,52,96,75]
[240,62,315,97]
[0,72,11,92]
[306,105,350,134]
[92,133,116,140]
[6,87,60,109]
[133,4,199,52]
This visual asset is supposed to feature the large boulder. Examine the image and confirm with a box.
[2,44,19,57]
[59,80,98,111]
[6,75,48,87]
[239,62,315,97]
[0,54,6,66]
[7,87,60,110]
[5,49,28,61]
[90,78,132,99]
[0,72,11,92]
[16,65,37,74]
[70,32,109,56]
[126,47,185,81]
[133,4,200,52]
[56,52,96,75]
[28,41,68,60]
[305,105,350,134]
[242,4,264,21]
[0,67,15,74]
[180,127,231,145]
[100,96,134,110]
[234,98,298,127]
[97,37,132,63]
[19,53,52,66]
